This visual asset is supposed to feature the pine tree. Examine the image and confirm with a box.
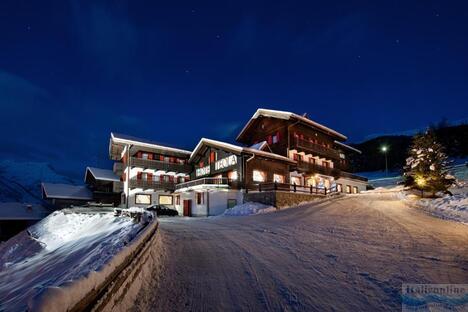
[403,130,454,196]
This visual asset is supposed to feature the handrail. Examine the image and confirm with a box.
[175,177,231,190]
[256,181,339,195]
[293,138,341,159]
[129,157,192,173]
[129,179,175,190]
[296,159,341,177]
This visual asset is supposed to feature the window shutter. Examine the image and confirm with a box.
[160,175,164,182]
[267,135,273,145]
[160,155,164,161]
[147,172,153,181]
[137,172,142,180]
[169,176,174,183]
[148,153,153,160]
[137,152,142,158]
[276,131,281,142]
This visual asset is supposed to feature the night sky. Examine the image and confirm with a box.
[1,1,467,178]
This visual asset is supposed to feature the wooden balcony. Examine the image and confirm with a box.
[129,179,176,191]
[296,160,341,178]
[292,138,341,160]
[129,157,192,174]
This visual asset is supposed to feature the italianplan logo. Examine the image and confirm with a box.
[402,284,468,311]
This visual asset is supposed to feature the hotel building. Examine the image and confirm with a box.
[106,109,368,216]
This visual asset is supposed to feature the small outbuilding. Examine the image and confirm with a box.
[41,183,93,209]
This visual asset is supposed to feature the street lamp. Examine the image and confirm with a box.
[381,145,388,177]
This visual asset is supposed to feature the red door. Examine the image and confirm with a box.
[183,200,192,217]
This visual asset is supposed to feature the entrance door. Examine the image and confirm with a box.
[183,200,192,217]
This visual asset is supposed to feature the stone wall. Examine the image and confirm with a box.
[244,191,324,209]
[275,191,323,208]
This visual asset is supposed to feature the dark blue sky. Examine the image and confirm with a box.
[0,1,467,178]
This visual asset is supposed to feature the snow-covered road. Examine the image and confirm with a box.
[135,194,468,311]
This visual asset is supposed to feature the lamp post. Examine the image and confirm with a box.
[381,146,388,177]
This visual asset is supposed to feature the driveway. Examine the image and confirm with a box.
[135,193,468,311]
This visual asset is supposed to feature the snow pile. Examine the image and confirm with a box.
[414,193,468,224]
[223,202,276,216]
[0,209,155,311]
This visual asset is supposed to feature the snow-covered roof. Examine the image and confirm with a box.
[190,138,295,164]
[249,141,269,151]
[41,183,93,200]
[237,108,348,141]
[334,140,362,154]
[85,167,120,182]
[0,202,50,220]
[110,132,192,155]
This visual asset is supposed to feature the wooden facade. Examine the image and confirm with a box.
[236,113,356,177]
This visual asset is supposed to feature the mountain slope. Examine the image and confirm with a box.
[0,160,79,204]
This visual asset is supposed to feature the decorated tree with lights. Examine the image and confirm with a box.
[403,130,455,196]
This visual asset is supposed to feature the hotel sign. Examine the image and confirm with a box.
[215,155,238,171]
[196,166,211,177]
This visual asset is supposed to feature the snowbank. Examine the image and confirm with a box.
[363,185,468,224]
[223,202,276,216]
[413,193,468,224]
[0,208,156,311]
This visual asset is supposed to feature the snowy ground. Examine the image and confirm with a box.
[134,194,468,311]
[361,164,468,223]
[0,208,149,311]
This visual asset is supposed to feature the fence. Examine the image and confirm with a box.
[256,182,337,195]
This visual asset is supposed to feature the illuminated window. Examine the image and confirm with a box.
[135,194,151,205]
[228,170,238,180]
[346,185,352,194]
[253,170,266,182]
[337,183,343,192]
[175,195,180,205]
[291,176,302,186]
[273,174,285,183]
[159,195,173,205]
[353,186,358,194]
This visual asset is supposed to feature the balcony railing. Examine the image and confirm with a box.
[129,179,176,191]
[256,182,338,195]
[339,171,368,182]
[175,178,233,190]
[293,139,341,160]
[129,157,192,174]
[296,160,341,177]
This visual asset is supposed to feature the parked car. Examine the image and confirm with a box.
[147,205,178,216]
